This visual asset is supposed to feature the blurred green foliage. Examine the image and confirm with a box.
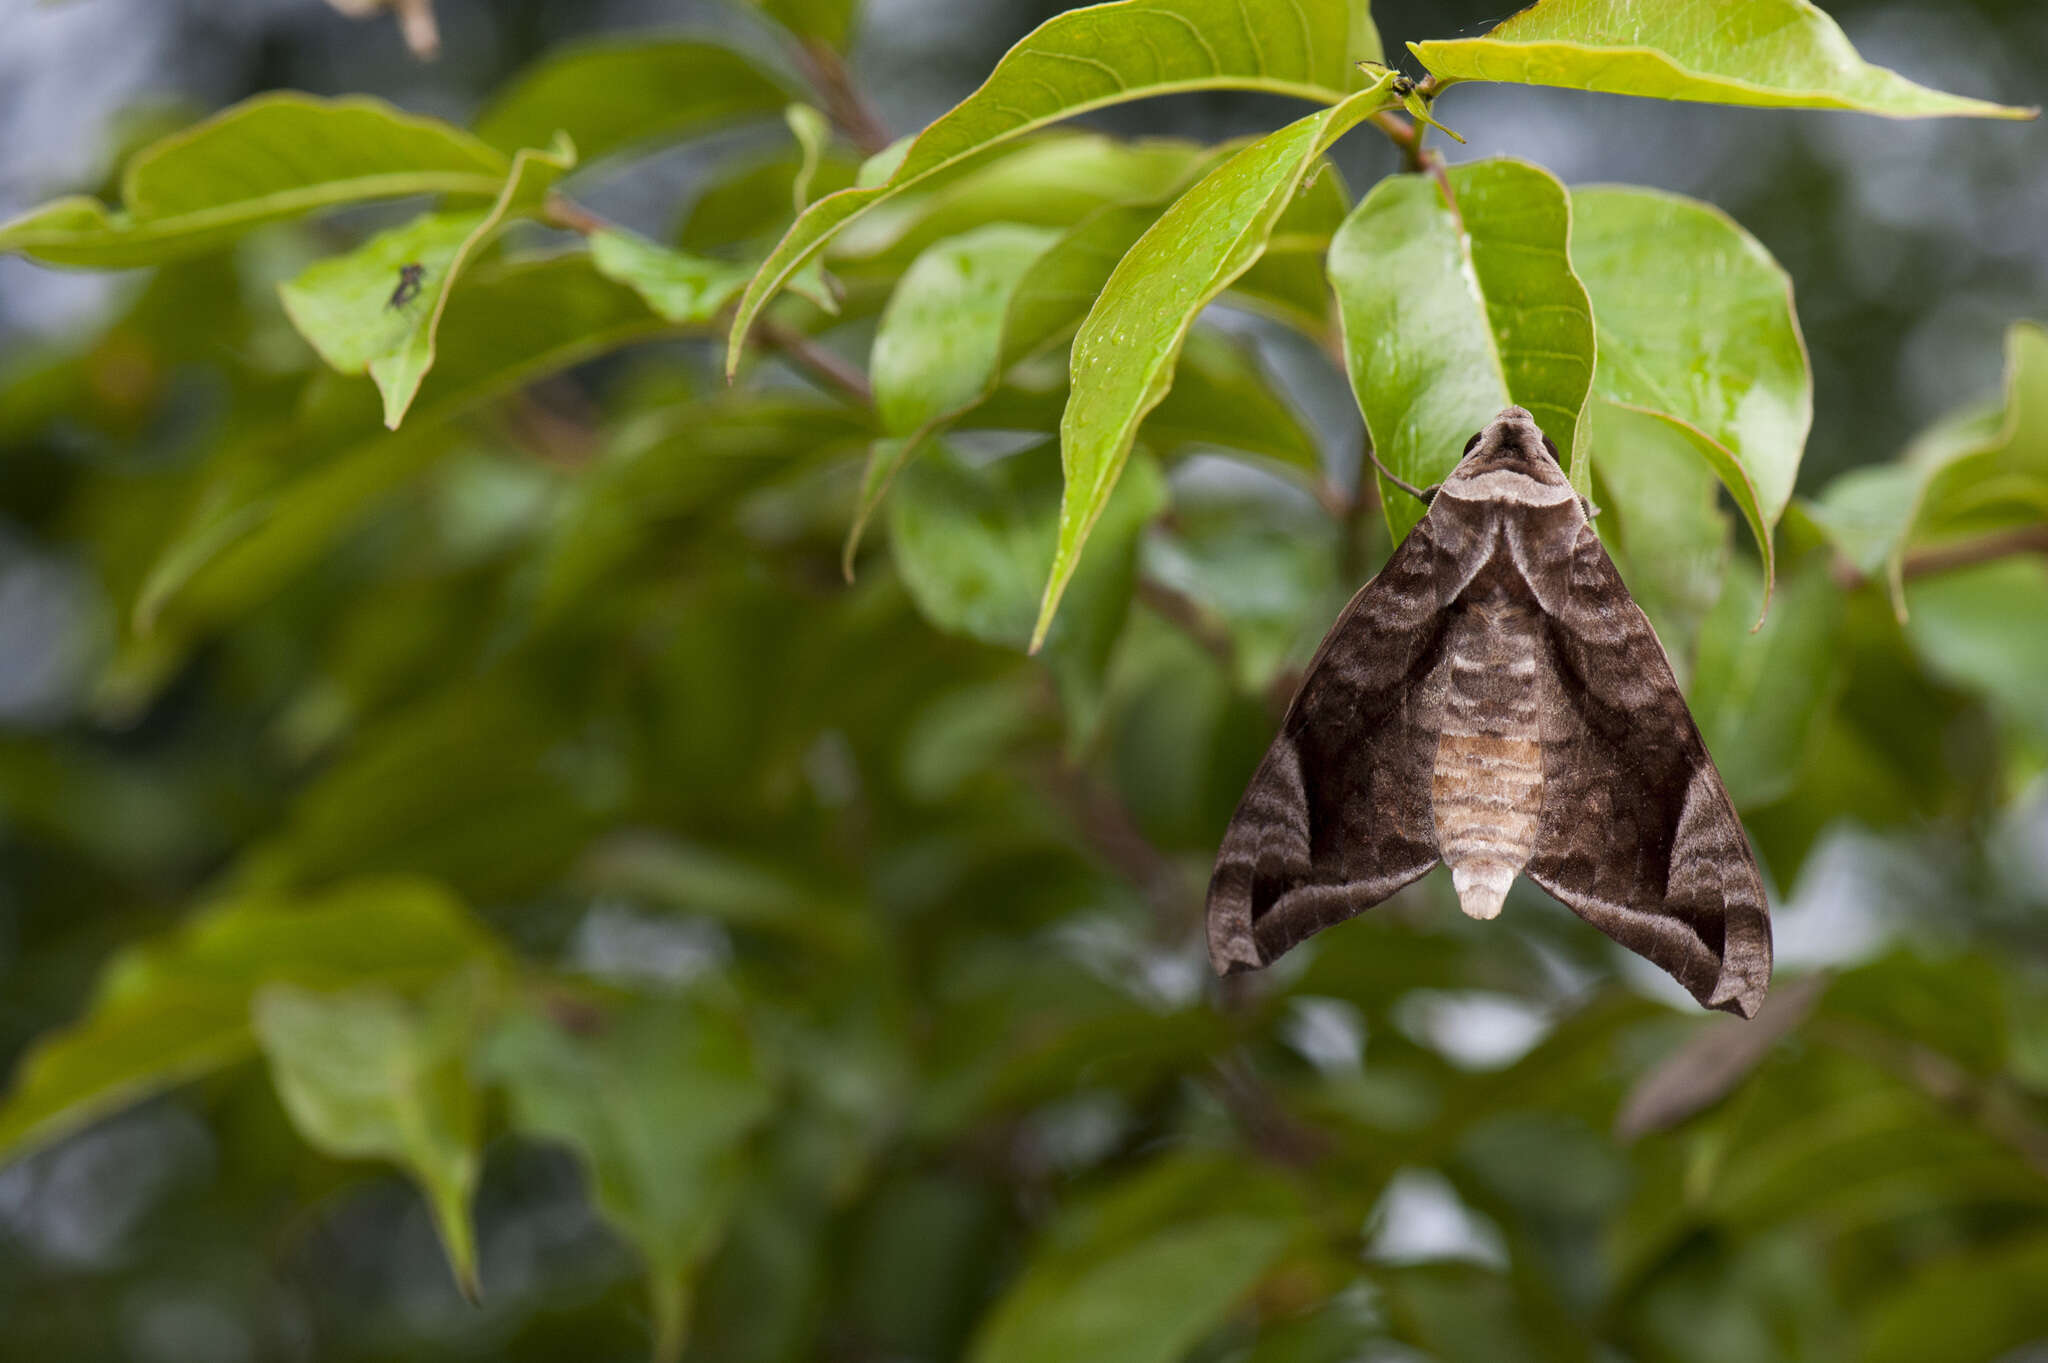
[0,1,2046,1361]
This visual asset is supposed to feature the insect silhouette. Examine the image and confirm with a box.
[387,262,426,310]
[1206,407,1772,1017]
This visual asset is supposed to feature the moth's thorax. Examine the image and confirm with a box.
[1429,582,1546,922]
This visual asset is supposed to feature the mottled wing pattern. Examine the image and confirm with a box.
[1527,525,1772,1018]
[1206,517,1449,974]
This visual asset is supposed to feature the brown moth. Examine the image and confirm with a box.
[1206,406,1772,1018]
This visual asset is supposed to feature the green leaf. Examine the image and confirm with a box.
[473,39,794,163]
[281,135,577,428]
[849,224,1062,566]
[1227,161,1349,337]
[970,1214,1292,1363]
[1329,156,1596,540]
[1140,327,1324,475]
[1032,78,1398,649]
[1000,203,1169,368]
[872,225,1064,436]
[1411,0,2034,119]
[0,877,497,1165]
[141,252,667,641]
[590,229,756,324]
[726,0,1387,373]
[891,440,1165,733]
[831,135,1211,266]
[1571,185,1811,606]
[1688,554,1843,806]
[785,103,832,211]
[1591,401,1730,668]
[1903,557,2048,747]
[255,974,489,1298]
[484,994,776,1363]
[1809,322,2048,618]
[0,94,510,268]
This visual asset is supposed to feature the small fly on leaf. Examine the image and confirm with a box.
[388,262,426,310]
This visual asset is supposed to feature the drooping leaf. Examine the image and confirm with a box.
[1571,185,1812,603]
[0,94,509,268]
[1810,321,2048,618]
[1227,160,1350,337]
[474,39,794,162]
[848,225,1062,565]
[1032,77,1398,648]
[254,974,490,1298]
[726,0,1386,373]
[1411,0,2033,119]
[484,994,777,1363]
[1329,156,1596,538]
[281,135,576,427]
[0,877,498,1165]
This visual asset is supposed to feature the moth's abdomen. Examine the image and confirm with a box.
[1430,601,1545,920]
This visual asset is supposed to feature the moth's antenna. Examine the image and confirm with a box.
[1366,447,1433,506]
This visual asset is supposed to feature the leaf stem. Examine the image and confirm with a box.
[1830,524,2048,592]
[792,39,892,158]
[756,317,873,406]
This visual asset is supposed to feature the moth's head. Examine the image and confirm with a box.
[1439,406,1575,508]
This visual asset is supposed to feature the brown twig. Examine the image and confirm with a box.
[1829,523,2048,594]
[1370,102,1464,253]
[1136,578,1238,677]
[1034,758,1195,938]
[757,316,874,406]
[1902,524,2048,581]
[539,192,615,237]
[793,38,892,158]
[1209,1055,1332,1168]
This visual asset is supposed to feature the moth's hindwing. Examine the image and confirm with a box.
[1205,407,1773,1018]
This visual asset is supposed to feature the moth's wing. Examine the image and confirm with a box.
[1207,517,1448,974]
[1527,525,1773,1018]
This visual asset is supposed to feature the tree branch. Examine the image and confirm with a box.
[793,39,892,158]
[1902,524,2048,581]
[757,317,873,406]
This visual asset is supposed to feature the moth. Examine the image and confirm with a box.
[1206,407,1772,1018]
[387,261,426,310]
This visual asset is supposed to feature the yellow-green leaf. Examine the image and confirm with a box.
[726,0,1385,375]
[1412,0,2033,119]
[0,94,509,268]
[1029,77,1397,649]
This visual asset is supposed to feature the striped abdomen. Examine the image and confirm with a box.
[1430,598,1545,919]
